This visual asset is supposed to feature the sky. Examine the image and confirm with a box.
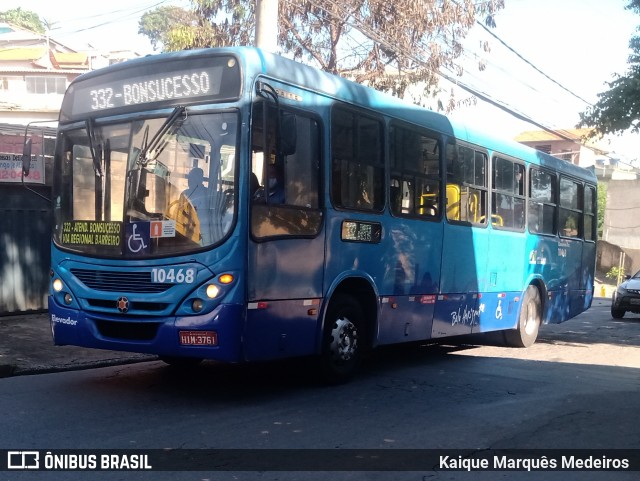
[445,0,639,163]
[3,0,639,161]
[2,0,187,54]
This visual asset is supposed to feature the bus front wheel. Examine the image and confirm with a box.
[319,294,365,383]
[505,285,541,348]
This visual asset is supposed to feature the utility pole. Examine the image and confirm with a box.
[255,0,278,53]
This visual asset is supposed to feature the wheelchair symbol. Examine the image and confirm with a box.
[128,223,148,253]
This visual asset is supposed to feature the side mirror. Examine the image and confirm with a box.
[22,138,33,176]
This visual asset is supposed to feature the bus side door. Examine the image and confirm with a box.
[246,105,325,361]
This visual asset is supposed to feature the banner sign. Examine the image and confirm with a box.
[1,449,639,472]
[0,153,45,184]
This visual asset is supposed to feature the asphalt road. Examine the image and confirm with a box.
[0,299,638,481]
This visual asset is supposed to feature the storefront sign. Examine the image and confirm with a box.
[0,153,45,184]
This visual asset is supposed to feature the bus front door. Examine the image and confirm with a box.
[246,217,325,361]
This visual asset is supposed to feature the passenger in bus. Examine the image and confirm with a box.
[250,172,260,198]
[253,163,285,204]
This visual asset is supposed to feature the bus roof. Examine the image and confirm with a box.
[251,47,596,182]
[69,46,596,183]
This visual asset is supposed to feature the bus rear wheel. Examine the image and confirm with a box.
[505,285,541,348]
[319,294,365,384]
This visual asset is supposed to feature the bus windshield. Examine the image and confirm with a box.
[53,109,238,258]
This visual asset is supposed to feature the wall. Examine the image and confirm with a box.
[0,124,55,315]
[597,240,636,274]
[0,185,51,314]
[603,179,640,250]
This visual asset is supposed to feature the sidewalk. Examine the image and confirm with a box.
[0,311,154,378]
[0,296,615,378]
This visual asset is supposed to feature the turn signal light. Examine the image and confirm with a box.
[219,274,234,284]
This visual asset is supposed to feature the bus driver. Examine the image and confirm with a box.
[182,167,213,244]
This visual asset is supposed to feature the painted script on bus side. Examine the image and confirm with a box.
[450,303,484,327]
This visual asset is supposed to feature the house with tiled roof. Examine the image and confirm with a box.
[515,127,638,181]
[514,128,609,168]
[0,22,92,125]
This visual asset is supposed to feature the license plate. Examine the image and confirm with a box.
[179,331,217,346]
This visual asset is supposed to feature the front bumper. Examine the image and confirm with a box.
[49,297,245,362]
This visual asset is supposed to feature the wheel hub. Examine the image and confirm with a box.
[329,317,358,362]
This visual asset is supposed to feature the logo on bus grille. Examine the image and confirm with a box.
[116,297,130,313]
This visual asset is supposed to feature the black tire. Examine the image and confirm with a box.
[160,356,203,368]
[319,294,365,384]
[505,285,541,348]
[611,305,625,319]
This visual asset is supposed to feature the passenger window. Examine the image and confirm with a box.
[389,124,440,218]
[584,185,596,241]
[492,156,525,230]
[559,177,582,238]
[331,107,384,211]
[528,168,557,235]
[446,143,487,225]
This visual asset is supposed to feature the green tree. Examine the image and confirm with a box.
[140,0,504,100]
[138,6,200,51]
[578,0,640,137]
[598,181,607,239]
[0,7,45,34]
[140,1,254,54]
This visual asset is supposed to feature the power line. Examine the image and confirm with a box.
[474,19,593,106]
[41,1,169,36]
[287,0,583,143]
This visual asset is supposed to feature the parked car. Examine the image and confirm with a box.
[611,271,640,318]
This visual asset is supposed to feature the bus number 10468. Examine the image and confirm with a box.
[151,267,196,284]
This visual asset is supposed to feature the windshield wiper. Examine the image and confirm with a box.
[85,118,103,176]
[137,106,187,167]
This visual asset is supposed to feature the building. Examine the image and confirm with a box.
[514,127,640,276]
[0,22,93,126]
[514,128,608,169]
[0,23,142,314]
[515,127,639,182]
[0,22,142,126]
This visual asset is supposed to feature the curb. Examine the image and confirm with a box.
[0,364,16,378]
[0,356,156,379]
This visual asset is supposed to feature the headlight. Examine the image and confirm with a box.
[206,284,220,299]
[52,278,64,292]
[192,298,204,312]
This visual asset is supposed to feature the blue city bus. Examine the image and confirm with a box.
[44,47,597,382]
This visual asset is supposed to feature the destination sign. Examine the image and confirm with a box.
[96,70,215,109]
[62,55,241,120]
[61,221,122,247]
